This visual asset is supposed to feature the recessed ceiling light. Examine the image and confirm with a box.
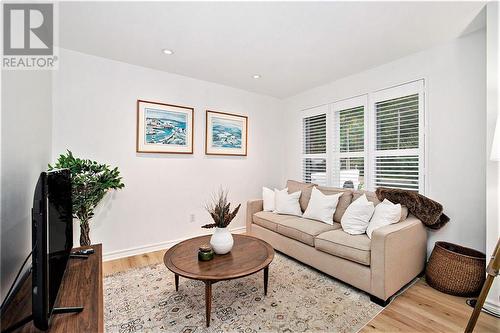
[162,49,174,55]
[253,74,261,79]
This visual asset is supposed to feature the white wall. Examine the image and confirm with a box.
[1,70,53,301]
[52,49,284,259]
[283,30,487,256]
[486,1,500,315]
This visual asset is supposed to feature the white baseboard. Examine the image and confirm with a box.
[103,226,247,261]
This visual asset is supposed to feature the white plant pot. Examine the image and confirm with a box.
[210,227,234,254]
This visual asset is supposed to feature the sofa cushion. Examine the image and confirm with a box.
[353,190,409,222]
[286,180,316,212]
[253,211,295,232]
[275,217,339,246]
[315,229,371,266]
[316,186,353,223]
[353,190,380,205]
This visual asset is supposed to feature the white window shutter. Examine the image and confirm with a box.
[332,96,367,189]
[376,94,419,151]
[370,81,424,192]
[300,80,424,193]
[339,106,365,153]
[302,157,327,185]
[302,112,327,185]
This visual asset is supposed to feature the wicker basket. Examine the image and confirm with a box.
[426,241,486,296]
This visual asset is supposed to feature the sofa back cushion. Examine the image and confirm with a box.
[286,180,316,212]
[399,206,409,221]
[316,186,353,223]
[353,190,380,205]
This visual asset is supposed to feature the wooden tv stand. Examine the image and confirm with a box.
[1,244,103,333]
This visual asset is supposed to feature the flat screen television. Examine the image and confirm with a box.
[31,169,73,330]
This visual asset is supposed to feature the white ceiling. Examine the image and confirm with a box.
[59,1,486,98]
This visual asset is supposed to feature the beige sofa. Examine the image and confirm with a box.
[246,181,427,305]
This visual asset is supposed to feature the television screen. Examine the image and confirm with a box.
[47,170,73,311]
[32,169,73,330]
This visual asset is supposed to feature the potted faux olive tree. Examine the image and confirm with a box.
[48,150,125,246]
[202,189,241,254]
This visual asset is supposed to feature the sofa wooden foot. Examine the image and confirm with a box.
[370,295,390,307]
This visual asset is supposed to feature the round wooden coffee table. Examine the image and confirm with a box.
[163,234,274,327]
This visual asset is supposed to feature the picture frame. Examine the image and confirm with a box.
[205,110,248,156]
[136,100,194,154]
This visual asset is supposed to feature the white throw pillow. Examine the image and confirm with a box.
[262,187,275,212]
[274,188,302,216]
[303,187,343,224]
[341,194,375,235]
[366,199,401,239]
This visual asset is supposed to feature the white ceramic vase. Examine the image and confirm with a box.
[210,227,234,254]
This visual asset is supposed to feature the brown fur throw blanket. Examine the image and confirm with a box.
[375,187,450,230]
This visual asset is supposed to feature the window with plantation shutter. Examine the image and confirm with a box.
[376,94,419,151]
[302,157,327,185]
[332,96,367,189]
[370,81,424,192]
[339,106,365,153]
[300,80,424,194]
[302,110,327,186]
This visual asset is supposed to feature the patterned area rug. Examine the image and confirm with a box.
[105,253,382,333]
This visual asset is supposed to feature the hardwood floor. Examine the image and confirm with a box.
[103,249,166,276]
[103,249,499,332]
[362,279,498,333]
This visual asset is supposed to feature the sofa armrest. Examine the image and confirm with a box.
[370,215,427,301]
[246,199,263,233]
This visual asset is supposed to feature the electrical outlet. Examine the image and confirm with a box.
[189,214,196,223]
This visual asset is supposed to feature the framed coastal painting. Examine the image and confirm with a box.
[136,100,194,154]
[205,110,248,156]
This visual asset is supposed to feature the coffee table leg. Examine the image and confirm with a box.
[205,281,212,327]
[174,274,179,291]
[264,266,269,296]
